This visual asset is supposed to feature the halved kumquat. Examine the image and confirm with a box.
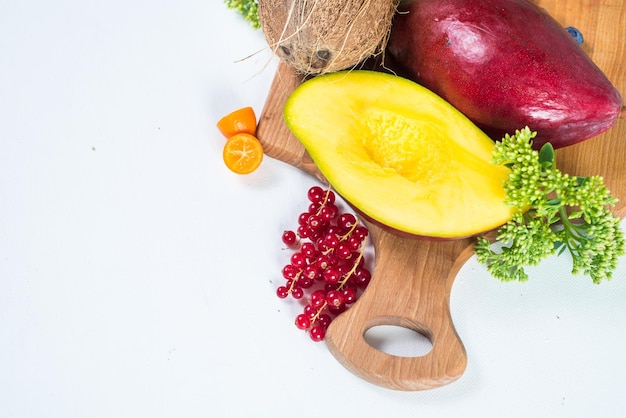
[216,106,257,138]
[222,133,264,174]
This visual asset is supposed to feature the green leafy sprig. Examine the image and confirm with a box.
[475,127,624,283]
[225,0,260,29]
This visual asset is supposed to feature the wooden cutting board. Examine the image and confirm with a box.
[256,0,626,391]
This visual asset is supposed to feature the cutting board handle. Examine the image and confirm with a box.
[324,223,473,391]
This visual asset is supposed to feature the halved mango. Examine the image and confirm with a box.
[284,70,515,238]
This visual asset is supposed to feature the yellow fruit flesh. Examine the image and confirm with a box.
[284,71,515,238]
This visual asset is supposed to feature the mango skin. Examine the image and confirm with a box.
[387,0,623,149]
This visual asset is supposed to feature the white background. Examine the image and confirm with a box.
[1,1,625,417]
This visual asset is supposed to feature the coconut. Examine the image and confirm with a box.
[258,0,398,75]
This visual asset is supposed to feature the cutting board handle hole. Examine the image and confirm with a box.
[363,325,433,358]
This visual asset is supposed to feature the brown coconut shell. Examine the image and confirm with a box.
[259,0,398,75]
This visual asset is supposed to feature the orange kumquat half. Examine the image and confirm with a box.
[222,133,264,174]
[216,106,257,138]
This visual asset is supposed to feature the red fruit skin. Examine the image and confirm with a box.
[386,0,623,149]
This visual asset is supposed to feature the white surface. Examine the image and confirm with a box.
[1,1,625,417]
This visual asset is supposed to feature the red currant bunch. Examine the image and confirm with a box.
[276,185,372,342]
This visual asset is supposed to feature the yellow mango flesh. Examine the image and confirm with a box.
[284,70,515,238]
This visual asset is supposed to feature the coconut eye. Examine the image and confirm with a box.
[316,49,331,61]
[310,49,332,70]
[280,45,291,57]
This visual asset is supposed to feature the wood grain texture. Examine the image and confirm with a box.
[256,0,626,391]
[256,64,323,180]
[543,0,626,218]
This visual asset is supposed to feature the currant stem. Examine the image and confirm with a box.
[310,301,328,327]
[315,185,334,217]
[339,218,360,241]
[337,236,367,290]
[286,270,302,294]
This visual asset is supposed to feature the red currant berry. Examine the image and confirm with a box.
[338,213,357,231]
[308,202,321,214]
[281,230,297,246]
[307,214,323,229]
[290,252,307,269]
[323,190,336,205]
[298,212,311,226]
[325,225,340,236]
[335,243,352,259]
[322,233,340,249]
[347,235,362,251]
[308,228,323,242]
[336,263,351,277]
[316,253,336,271]
[297,275,314,289]
[328,304,346,315]
[281,264,299,280]
[291,287,304,299]
[297,224,313,239]
[323,267,342,285]
[310,289,327,309]
[326,289,345,309]
[307,186,325,203]
[351,267,371,287]
[316,314,332,329]
[342,287,358,304]
[354,226,369,240]
[301,242,319,259]
[302,264,321,281]
[319,205,336,221]
[309,325,326,342]
[303,304,317,318]
[324,283,339,293]
[276,286,289,299]
[295,313,311,330]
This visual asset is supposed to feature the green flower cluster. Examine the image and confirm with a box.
[475,127,624,283]
[225,0,260,29]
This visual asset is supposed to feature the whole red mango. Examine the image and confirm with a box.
[386,0,623,149]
